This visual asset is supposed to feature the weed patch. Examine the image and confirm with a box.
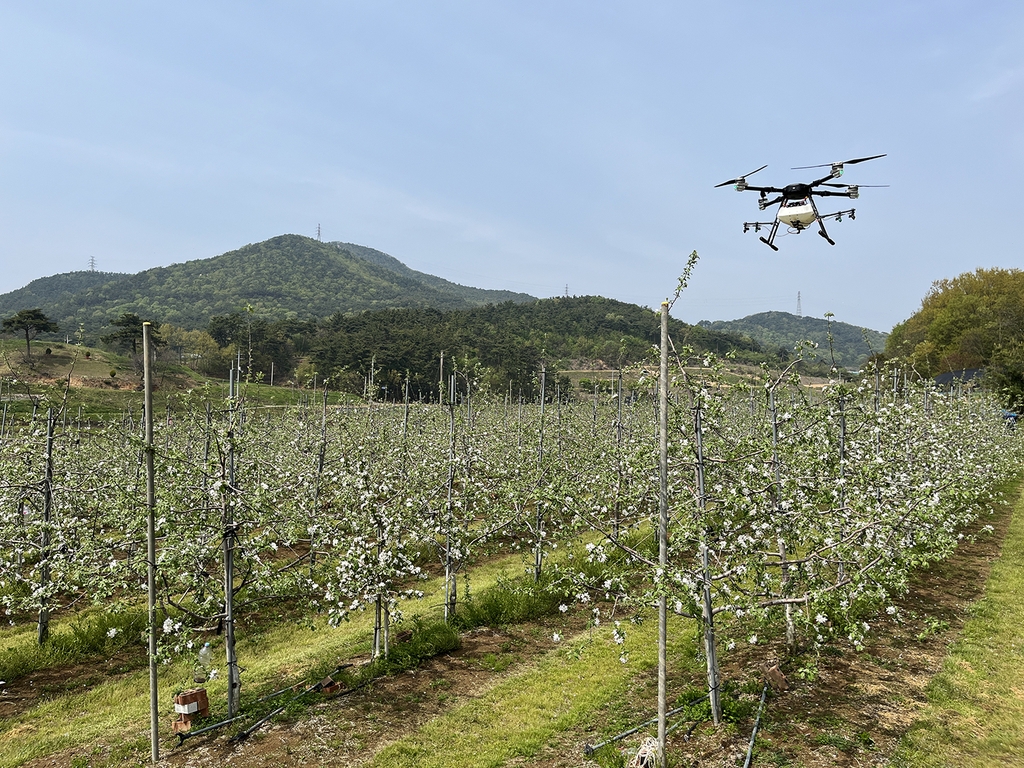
[0,608,147,682]
[892,484,1024,766]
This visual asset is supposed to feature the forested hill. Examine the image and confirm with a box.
[699,311,888,368]
[311,296,789,398]
[0,235,535,336]
[0,270,130,322]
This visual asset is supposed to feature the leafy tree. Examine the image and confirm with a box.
[159,324,227,372]
[206,311,298,380]
[2,308,59,357]
[102,313,163,355]
[886,267,1024,407]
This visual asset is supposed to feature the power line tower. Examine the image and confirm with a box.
[89,256,96,272]
[316,224,322,242]
[796,291,802,317]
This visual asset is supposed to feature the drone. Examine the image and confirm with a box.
[716,154,887,251]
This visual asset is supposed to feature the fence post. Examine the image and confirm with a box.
[143,323,159,762]
[657,302,670,765]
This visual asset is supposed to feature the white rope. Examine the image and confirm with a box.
[627,737,661,768]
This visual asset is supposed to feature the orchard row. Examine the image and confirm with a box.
[1,362,1019,684]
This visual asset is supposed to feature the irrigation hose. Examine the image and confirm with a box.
[176,664,351,747]
[742,683,769,768]
[175,714,248,746]
[583,690,711,756]
[255,663,353,703]
[230,664,349,744]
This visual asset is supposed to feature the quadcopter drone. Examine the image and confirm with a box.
[716,154,887,251]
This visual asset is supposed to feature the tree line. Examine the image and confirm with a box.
[1,296,805,399]
[886,267,1024,409]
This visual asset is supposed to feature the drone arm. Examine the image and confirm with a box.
[810,189,853,198]
[812,169,851,187]
[818,209,856,222]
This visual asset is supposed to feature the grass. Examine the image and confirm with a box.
[891,484,1024,767]
[0,607,148,682]
[0,338,356,425]
[0,549,551,767]
[450,573,563,630]
[367,615,680,768]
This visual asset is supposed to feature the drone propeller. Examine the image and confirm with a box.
[792,154,886,171]
[821,182,889,188]
[714,164,768,188]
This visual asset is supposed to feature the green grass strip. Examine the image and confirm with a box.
[369,615,691,768]
[0,551,531,767]
[893,486,1024,767]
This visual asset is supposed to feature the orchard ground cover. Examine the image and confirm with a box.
[891,479,1024,767]
[0,549,546,766]
[3,487,1014,768]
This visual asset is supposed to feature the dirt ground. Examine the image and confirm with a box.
[12,497,1014,768]
[660,500,1014,768]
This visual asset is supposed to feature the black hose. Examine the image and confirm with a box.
[255,663,353,703]
[175,714,248,746]
[742,683,769,768]
[583,691,710,756]
[230,664,349,744]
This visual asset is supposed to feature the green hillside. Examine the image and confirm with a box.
[699,311,888,368]
[311,296,788,399]
[0,236,805,397]
[330,241,524,306]
[0,235,535,339]
[0,270,130,325]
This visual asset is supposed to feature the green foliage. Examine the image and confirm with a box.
[370,618,462,676]
[100,312,162,355]
[671,681,755,725]
[311,296,777,399]
[0,608,148,682]
[700,310,888,368]
[450,575,563,630]
[885,267,1024,408]
[0,235,536,339]
[1,308,59,357]
[205,310,305,380]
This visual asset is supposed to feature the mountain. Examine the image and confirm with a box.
[699,311,887,368]
[0,235,535,337]
[0,270,131,321]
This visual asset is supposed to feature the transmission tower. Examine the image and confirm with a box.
[796,291,802,317]
[89,255,96,272]
[316,224,322,242]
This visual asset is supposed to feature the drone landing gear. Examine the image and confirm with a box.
[751,219,780,251]
[810,197,836,246]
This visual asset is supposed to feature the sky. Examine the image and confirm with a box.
[1,2,1022,333]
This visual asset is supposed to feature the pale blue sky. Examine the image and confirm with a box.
[1,2,1021,332]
